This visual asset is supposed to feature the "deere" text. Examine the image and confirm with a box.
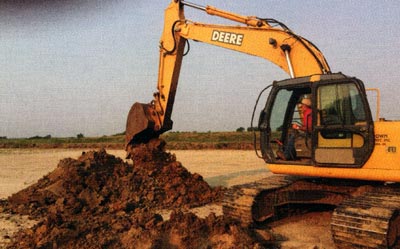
[211,30,244,46]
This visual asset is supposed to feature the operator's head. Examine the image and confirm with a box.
[298,95,312,111]
[301,97,311,108]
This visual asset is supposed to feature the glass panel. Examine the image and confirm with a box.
[269,89,292,141]
[266,87,313,162]
[318,83,367,126]
[317,82,366,148]
[349,87,366,122]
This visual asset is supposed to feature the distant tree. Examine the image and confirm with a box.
[0,136,7,139]
[77,133,84,139]
[29,135,51,139]
[236,127,245,132]
[247,127,259,132]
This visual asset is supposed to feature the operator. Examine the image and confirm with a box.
[295,96,312,132]
[277,96,312,160]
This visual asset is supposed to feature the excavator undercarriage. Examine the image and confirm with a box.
[223,176,400,248]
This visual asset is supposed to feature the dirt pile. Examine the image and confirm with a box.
[8,139,220,217]
[4,139,269,248]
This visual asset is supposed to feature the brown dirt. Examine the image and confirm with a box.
[2,139,272,248]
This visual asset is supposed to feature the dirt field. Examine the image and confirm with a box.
[0,148,334,248]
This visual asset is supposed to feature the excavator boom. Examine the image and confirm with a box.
[125,0,330,149]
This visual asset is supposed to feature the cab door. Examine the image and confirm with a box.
[313,78,374,167]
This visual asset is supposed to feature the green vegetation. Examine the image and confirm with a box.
[162,131,253,143]
[161,131,258,150]
[0,134,124,149]
[0,131,259,150]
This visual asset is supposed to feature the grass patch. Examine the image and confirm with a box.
[0,131,259,150]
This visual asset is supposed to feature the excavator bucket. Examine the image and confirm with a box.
[125,102,160,149]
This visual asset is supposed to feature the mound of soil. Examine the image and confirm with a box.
[4,139,269,248]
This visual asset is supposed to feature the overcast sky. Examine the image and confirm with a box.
[1,0,399,138]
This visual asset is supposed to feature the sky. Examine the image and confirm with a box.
[1,0,400,138]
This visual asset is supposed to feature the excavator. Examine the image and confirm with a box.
[126,1,400,248]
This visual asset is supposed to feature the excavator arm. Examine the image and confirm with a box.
[126,0,331,150]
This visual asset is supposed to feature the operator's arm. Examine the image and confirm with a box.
[293,107,312,132]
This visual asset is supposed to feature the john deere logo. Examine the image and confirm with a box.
[211,30,244,46]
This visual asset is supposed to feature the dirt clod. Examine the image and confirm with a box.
[4,139,269,248]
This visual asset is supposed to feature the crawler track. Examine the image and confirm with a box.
[222,175,369,227]
[331,188,400,248]
[223,175,400,248]
[222,175,294,226]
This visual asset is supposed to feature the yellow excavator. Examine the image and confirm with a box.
[126,1,400,247]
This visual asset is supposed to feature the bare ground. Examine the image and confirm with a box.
[0,147,334,248]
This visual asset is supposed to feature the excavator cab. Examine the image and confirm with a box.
[259,73,375,168]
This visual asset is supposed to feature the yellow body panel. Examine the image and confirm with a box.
[317,133,364,148]
[268,120,400,182]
